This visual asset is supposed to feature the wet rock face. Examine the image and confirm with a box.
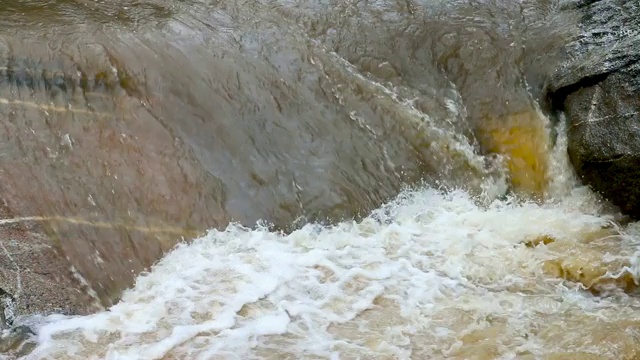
[0,51,230,310]
[0,0,573,321]
[0,4,464,316]
[565,63,640,217]
[548,0,640,217]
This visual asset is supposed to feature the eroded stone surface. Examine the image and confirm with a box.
[0,201,98,318]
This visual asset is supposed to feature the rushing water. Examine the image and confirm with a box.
[1,0,640,359]
[17,141,640,360]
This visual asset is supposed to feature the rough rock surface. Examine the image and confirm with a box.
[0,52,229,313]
[0,209,100,318]
[548,0,640,217]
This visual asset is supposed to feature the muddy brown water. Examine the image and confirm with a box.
[0,0,602,357]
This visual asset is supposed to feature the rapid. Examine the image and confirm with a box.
[21,119,640,360]
[0,0,639,359]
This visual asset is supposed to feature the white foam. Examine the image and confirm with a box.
[18,113,640,359]
[20,182,640,359]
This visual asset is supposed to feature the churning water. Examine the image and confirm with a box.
[13,117,640,360]
[1,0,639,359]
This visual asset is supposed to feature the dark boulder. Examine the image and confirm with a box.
[565,62,640,217]
[548,0,640,217]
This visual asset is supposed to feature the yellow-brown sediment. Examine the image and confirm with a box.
[476,110,551,200]
[527,228,638,293]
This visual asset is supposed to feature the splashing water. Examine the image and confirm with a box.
[1,1,639,359]
[14,123,640,360]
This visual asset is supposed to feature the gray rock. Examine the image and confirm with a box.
[549,0,640,95]
[0,325,36,356]
[548,0,640,217]
[565,62,640,216]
